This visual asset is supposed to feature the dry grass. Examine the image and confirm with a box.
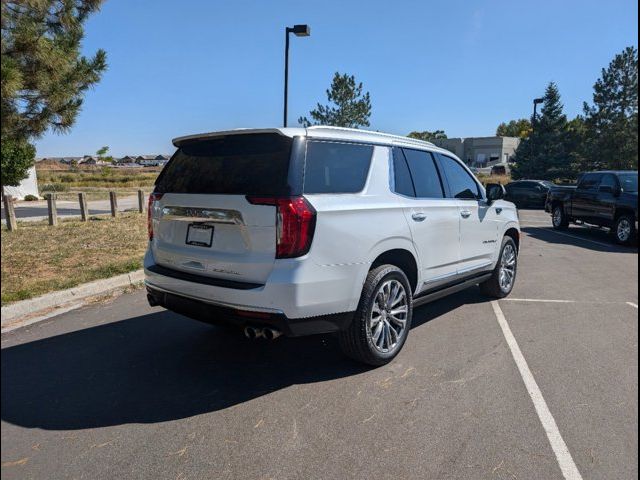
[477,174,512,186]
[1,213,147,305]
[36,168,160,195]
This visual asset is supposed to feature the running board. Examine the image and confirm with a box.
[412,273,492,308]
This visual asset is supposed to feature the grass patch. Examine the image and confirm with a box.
[1,213,147,305]
[477,174,511,185]
[36,168,160,194]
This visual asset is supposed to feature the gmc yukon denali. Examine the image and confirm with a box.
[546,171,638,245]
[144,127,521,365]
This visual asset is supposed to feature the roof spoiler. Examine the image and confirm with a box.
[172,128,289,147]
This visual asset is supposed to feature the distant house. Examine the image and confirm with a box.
[135,154,170,166]
[116,155,137,164]
[135,155,157,166]
[116,162,141,168]
[155,154,169,165]
[80,156,97,165]
[37,156,82,165]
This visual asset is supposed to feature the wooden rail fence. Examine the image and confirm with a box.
[3,190,148,231]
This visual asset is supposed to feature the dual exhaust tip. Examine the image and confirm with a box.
[244,326,282,340]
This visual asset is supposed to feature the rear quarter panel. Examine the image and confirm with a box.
[304,145,415,310]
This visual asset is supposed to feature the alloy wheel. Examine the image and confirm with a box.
[499,244,517,292]
[369,279,408,354]
[617,218,632,243]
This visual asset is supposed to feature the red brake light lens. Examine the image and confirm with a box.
[246,196,316,258]
[147,193,163,240]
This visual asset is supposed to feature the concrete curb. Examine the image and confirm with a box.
[1,269,145,327]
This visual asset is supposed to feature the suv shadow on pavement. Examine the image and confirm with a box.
[522,226,638,253]
[1,289,487,430]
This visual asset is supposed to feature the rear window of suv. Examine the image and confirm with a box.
[155,133,293,195]
[303,141,373,194]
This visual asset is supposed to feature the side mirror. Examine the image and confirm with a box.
[486,183,506,205]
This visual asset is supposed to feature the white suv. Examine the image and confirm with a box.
[144,127,520,365]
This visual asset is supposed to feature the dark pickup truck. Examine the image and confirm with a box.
[545,170,638,245]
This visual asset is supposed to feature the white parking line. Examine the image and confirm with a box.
[627,302,638,309]
[504,298,635,305]
[525,227,616,249]
[504,298,578,304]
[491,301,583,480]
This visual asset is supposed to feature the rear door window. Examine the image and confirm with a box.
[303,141,373,194]
[436,154,481,200]
[401,149,444,198]
[599,174,617,192]
[578,173,603,191]
[155,133,293,195]
[578,173,602,190]
[392,148,416,197]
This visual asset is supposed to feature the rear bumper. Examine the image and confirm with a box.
[143,249,364,334]
[145,284,353,336]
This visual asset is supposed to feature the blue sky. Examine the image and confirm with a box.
[35,0,638,157]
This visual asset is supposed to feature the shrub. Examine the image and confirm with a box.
[40,183,70,193]
[23,194,39,201]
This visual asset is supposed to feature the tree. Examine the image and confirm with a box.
[298,72,372,128]
[407,130,447,142]
[511,83,572,180]
[96,145,113,163]
[564,116,590,172]
[1,138,36,189]
[582,46,638,170]
[1,1,107,186]
[496,119,532,139]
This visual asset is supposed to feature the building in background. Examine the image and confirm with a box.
[3,166,39,200]
[434,136,520,168]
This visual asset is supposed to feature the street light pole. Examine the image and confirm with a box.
[531,97,544,162]
[283,24,310,128]
[532,97,544,132]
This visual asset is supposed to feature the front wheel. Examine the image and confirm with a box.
[612,215,636,246]
[339,265,413,366]
[480,237,518,298]
[552,205,569,230]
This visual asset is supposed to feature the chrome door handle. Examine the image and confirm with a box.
[460,210,472,218]
[411,213,427,222]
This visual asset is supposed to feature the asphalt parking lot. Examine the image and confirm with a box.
[1,209,637,480]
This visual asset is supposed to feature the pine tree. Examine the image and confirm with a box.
[1,1,107,187]
[407,130,447,142]
[512,83,572,180]
[583,46,638,170]
[298,72,372,128]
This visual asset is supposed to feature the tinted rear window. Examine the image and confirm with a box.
[401,148,444,198]
[155,133,293,195]
[578,173,602,191]
[303,141,373,194]
[392,148,416,196]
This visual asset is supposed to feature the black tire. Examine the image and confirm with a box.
[339,264,413,366]
[612,214,637,246]
[552,204,569,230]
[480,237,518,299]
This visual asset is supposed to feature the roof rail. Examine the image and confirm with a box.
[306,125,436,147]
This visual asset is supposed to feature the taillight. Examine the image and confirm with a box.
[246,196,316,258]
[147,192,163,240]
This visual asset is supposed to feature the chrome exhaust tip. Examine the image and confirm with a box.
[244,326,258,339]
[263,328,282,340]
